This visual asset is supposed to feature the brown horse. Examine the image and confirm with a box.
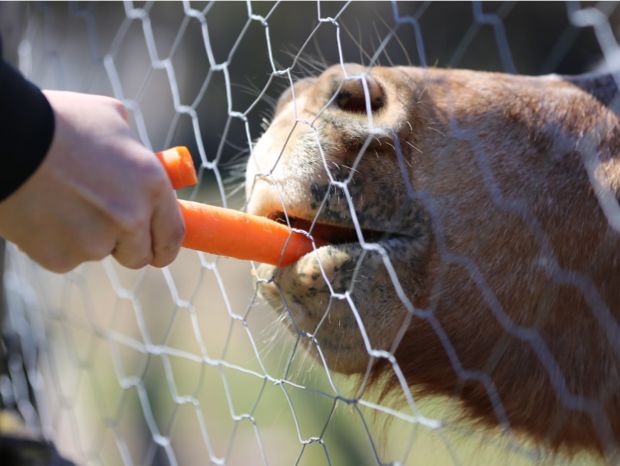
[246,64,620,460]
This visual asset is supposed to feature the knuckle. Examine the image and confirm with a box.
[51,264,75,274]
[128,257,152,270]
[169,220,186,247]
[86,238,115,261]
[114,210,149,234]
[156,219,185,255]
[154,226,184,264]
[115,251,153,270]
[30,248,65,273]
[151,221,185,268]
[30,240,85,273]
[130,159,168,199]
[108,97,129,120]
[150,256,171,268]
[40,255,77,274]
[130,215,149,233]
[150,249,178,268]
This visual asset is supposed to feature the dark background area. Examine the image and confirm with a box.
[9,1,620,194]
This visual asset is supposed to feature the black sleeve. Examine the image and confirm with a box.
[0,35,55,202]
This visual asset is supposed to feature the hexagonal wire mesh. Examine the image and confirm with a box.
[1,1,620,465]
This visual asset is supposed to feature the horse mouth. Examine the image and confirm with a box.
[267,211,398,247]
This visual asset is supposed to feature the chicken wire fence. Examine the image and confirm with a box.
[1,1,620,465]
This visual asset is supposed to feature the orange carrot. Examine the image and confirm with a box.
[155,146,198,189]
[155,146,322,266]
[178,200,321,266]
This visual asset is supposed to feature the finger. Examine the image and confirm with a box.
[74,209,118,262]
[19,209,114,273]
[20,234,82,274]
[112,221,153,269]
[26,247,79,274]
[149,189,185,268]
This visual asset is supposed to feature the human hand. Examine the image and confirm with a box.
[0,91,185,272]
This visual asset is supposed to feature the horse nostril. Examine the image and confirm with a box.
[335,74,384,114]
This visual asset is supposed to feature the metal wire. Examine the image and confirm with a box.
[2,1,619,465]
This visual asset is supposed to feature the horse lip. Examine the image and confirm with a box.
[267,211,401,246]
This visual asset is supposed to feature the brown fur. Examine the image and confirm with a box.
[245,64,620,460]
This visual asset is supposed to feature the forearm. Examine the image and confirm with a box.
[0,37,55,201]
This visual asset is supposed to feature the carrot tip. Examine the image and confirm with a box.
[156,146,198,189]
[156,147,326,265]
